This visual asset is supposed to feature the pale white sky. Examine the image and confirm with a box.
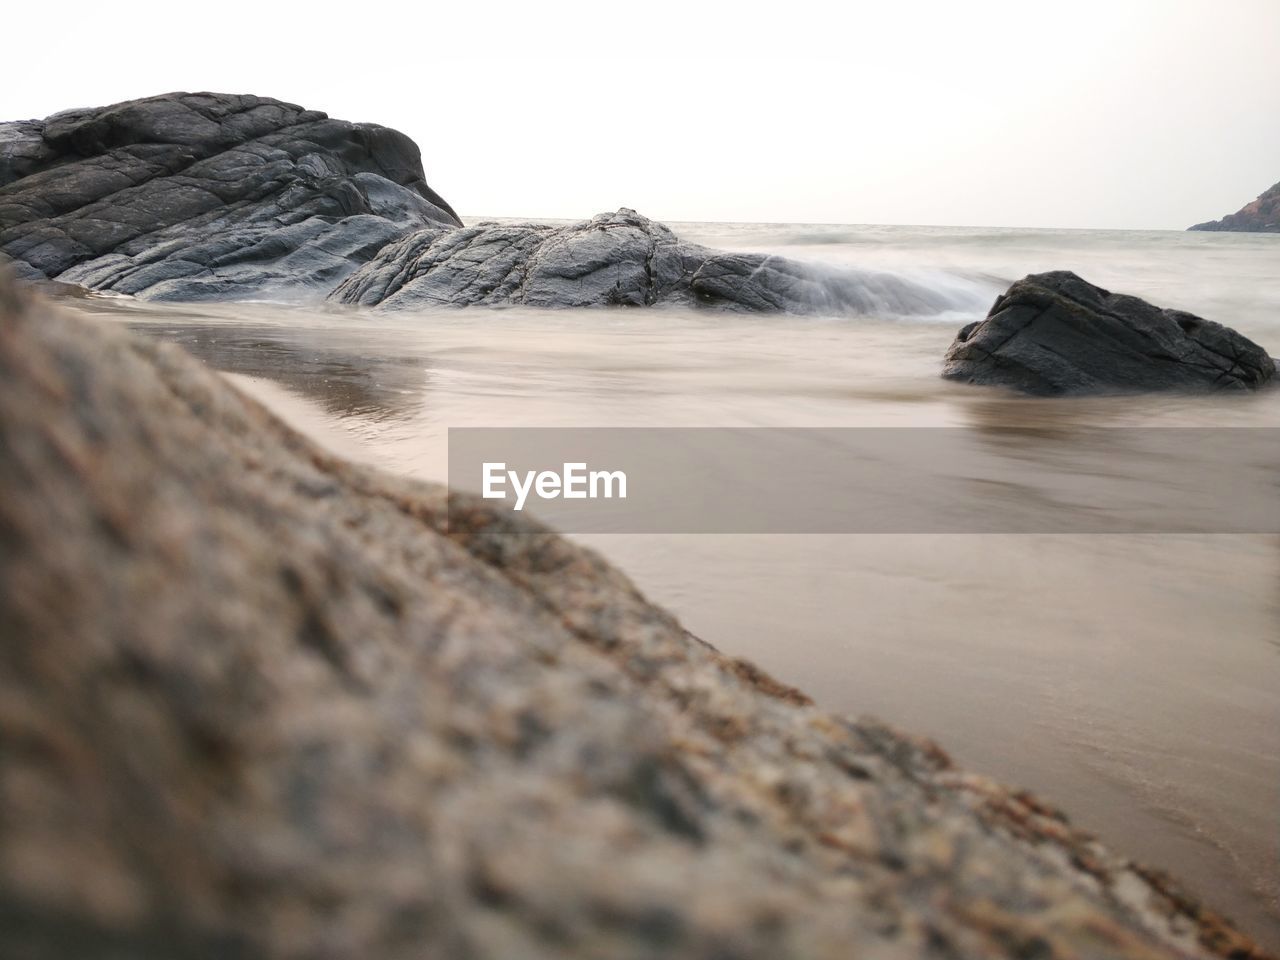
[5,0,1278,229]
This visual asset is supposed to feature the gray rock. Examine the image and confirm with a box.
[2,94,976,317]
[329,208,975,315]
[1189,180,1280,232]
[0,92,460,300]
[0,269,1268,959]
[942,271,1276,395]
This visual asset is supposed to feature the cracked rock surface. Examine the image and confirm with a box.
[329,208,969,315]
[0,269,1271,959]
[942,271,1276,395]
[0,92,460,300]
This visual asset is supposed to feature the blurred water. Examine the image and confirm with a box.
[674,219,1280,337]
[78,221,1280,950]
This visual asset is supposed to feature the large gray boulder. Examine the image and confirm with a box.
[329,207,971,315]
[0,92,460,300]
[0,270,1268,959]
[942,271,1275,395]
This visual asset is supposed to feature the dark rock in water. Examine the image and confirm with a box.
[942,271,1276,395]
[0,269,1270,959]
[1189,181,1280,232]
[329,207,967,315]
[0,92,460,300]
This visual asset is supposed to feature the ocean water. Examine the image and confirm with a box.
[76,222,1280,949]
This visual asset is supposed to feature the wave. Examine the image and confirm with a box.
[777,260,1002,320]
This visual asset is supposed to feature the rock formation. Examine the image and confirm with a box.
[942,271,1276,395]
[329,207,971,315]
[0,270,1271,958]
[1,94,977,316]
[0,92,460,300]
[1189,181,1280,233]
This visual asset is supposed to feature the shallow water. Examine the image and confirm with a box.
[78,222,1280,949]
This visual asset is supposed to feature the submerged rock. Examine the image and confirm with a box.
[0,92,460,300]
[0,270,1270,959]
[329,208,970,315]
[942,271,1276,395]
[1189,180,1280,232]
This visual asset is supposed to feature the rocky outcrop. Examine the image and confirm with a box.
[1,270,1271,959]
[329,208,974,315]
[942,271,1276,395]
[0,93,983,316]
[1189,181,1280,232]
[0,92,460,300]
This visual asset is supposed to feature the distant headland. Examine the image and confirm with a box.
[1189,180,1280,232]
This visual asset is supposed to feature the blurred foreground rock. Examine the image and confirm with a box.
[942,271,1275,395]
[0,270,1270,959]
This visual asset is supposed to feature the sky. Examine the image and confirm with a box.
[4,0,1278,229]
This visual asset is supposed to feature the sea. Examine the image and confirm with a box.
[72,221,1280,949]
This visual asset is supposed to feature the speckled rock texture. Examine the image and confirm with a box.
[0,93,460,301]
[0,271,1270,959]
[942,271,1275,395]
[328,207,966,315]
[1189,181,1280,232]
